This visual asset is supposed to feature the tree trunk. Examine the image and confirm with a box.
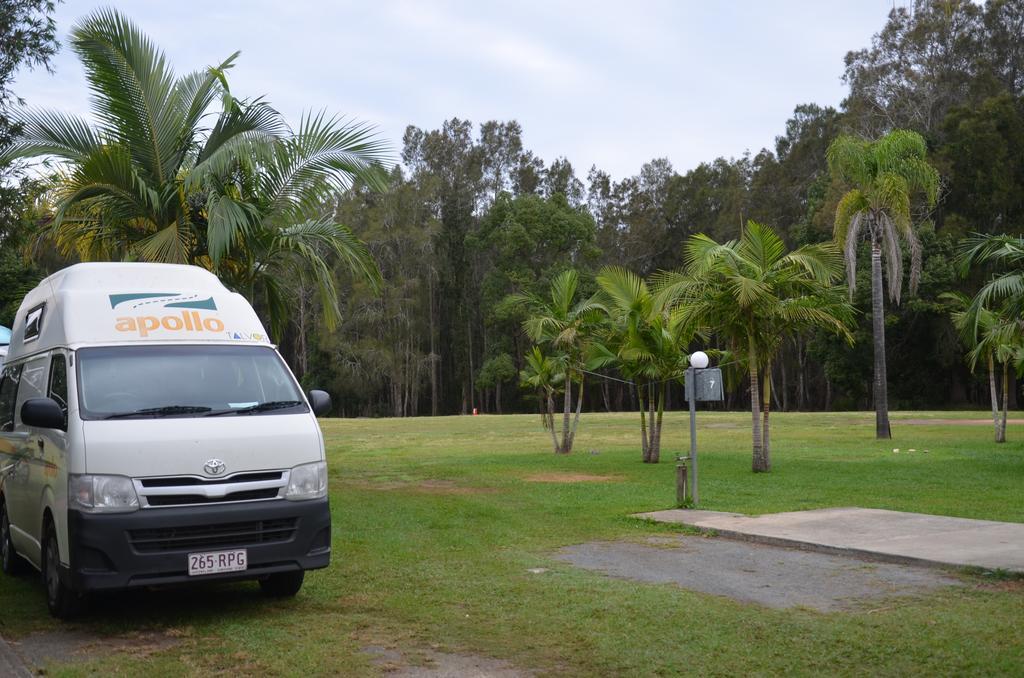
[780,348,789,412]
[546,393,559,453]
[999,360,1009,443]
[647,382,656,462]
[296,288,308,379]
[870,238,892,439]
[560,377,572,454]
[428,271,439,417]
[568,374,585,451]
[467,317,476,413]
[989,352,1000,442]
[797,335,806,411]
[650,381,666,464]
[762,358,772,471]
[638,380,650,462]
[749,335,767,472]
[496,382,502,414]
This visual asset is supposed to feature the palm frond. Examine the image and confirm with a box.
[833,188,868,245]
[826,134,871,187]
[260,111,391,220]
[741,220,785,270]
[71,8,180,183]
[1,108,102,163]
[878,212,905,304]
[134,220,192,264]
[596,266,648,316]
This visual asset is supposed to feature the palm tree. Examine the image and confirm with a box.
[2,9,386,337]
[592,266,696,463]
[827,129,940,439]
[519,346,564,453]
[658,221,853,472]
[956,233,1024,442]
[943,292,1019,443]
[958,234,1024,324]
[511,270,600,454]
[208,111,387,337]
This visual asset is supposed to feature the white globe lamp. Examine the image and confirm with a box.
[689,351,709,369]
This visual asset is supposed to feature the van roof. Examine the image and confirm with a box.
[5,263,272,360]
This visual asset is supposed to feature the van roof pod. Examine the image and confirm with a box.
[5,263,272,361]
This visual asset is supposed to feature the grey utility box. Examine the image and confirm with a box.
[684,368,724,402]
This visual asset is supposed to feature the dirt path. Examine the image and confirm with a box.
[364,646,532,677]
[0,635,31,678]
[7,629,181,674]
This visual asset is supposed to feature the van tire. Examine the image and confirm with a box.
[259,570,304,597]
[1,500,27,576]
[42,520,85,619]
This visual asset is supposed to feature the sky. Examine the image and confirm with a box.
[13,0,901,181]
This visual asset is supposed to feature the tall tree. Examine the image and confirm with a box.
[402,119,483,413]
[938,93,1024,239]
[827,129,940,438]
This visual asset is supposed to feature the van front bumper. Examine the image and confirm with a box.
[65,497,331,592]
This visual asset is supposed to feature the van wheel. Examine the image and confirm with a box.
[42,521,85,619]
[259,571,304,597]
[1,501,27,576]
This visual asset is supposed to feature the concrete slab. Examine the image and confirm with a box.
[633,507,1024,573]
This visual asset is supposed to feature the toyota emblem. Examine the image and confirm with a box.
[203,459,227,476]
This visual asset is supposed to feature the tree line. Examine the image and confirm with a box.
[2,1,1024,429]
[311,0,1024,420]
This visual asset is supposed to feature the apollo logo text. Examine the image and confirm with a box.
[115,311,225,337]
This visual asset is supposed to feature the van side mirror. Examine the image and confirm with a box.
[21,397,66,430]
[307,390,332,417]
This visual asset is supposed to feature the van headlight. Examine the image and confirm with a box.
[285,461,327,501]
[69,475,139,513]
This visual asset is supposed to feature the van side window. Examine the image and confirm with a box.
[49,355,68,426]
[23,304,45,343]
[0,365,23,432]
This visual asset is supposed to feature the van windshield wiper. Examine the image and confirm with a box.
[204,400,305,417]
[103,405,213,419]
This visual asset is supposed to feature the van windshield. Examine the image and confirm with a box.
[77,345,307,420]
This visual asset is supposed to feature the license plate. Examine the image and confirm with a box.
[187,549,248,576]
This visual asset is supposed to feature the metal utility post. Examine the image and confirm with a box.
[687,365,699,504]
[684,350,722,506]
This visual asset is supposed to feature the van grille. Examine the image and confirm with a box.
[139,472,283,488]
[133,471,288,508]
[127,518,298,553]
[145,488,281,506]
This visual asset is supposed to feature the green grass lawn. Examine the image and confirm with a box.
[1,411,1022,676]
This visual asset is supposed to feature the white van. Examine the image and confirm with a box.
[0,263,332,618]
